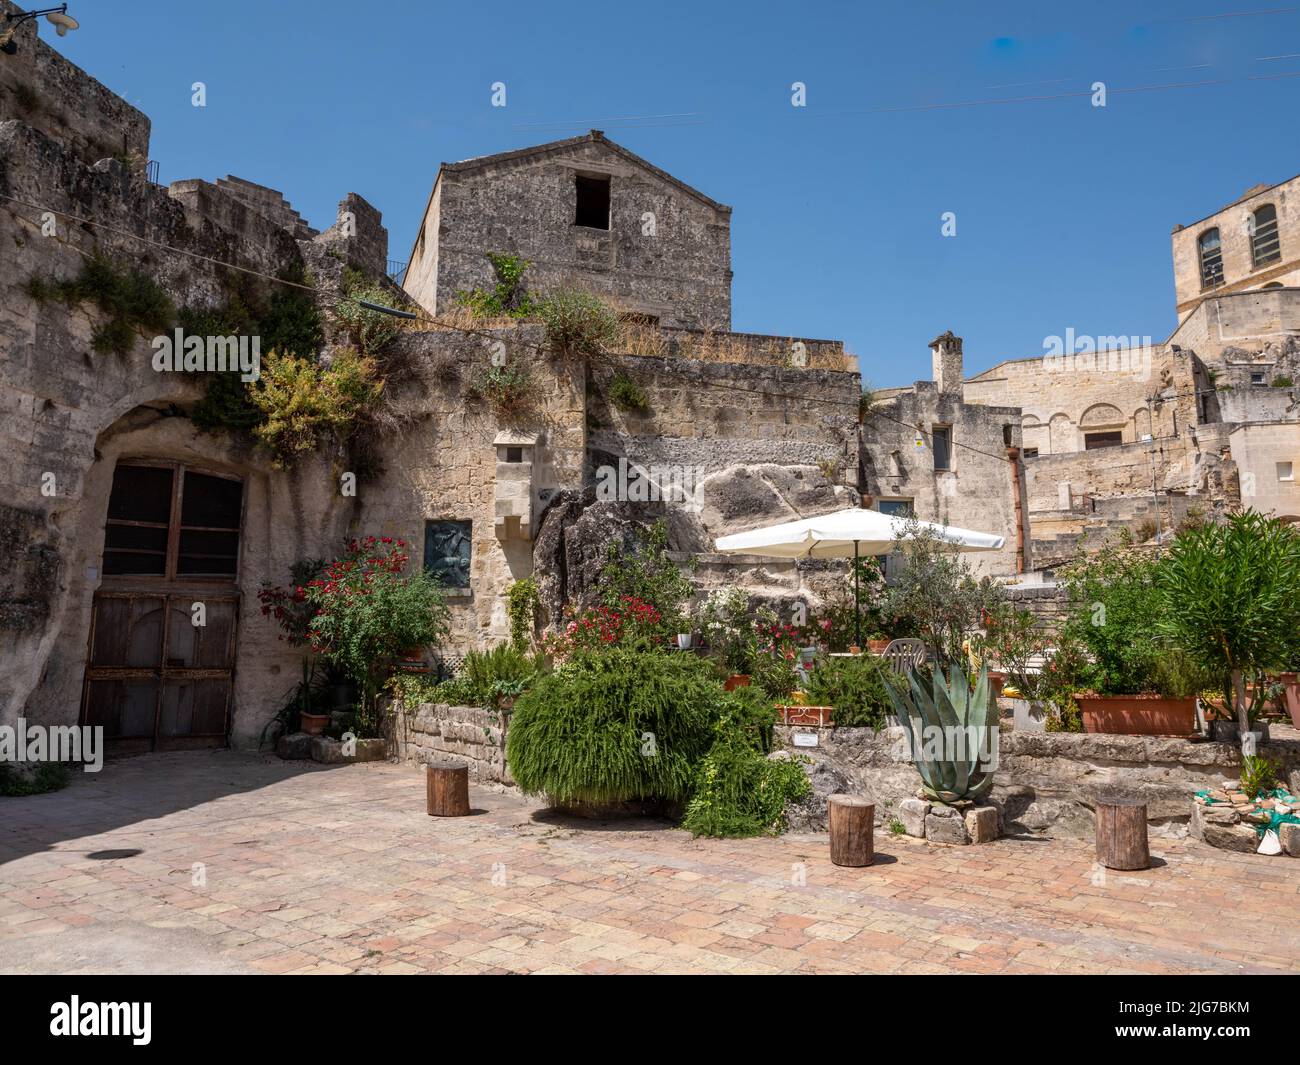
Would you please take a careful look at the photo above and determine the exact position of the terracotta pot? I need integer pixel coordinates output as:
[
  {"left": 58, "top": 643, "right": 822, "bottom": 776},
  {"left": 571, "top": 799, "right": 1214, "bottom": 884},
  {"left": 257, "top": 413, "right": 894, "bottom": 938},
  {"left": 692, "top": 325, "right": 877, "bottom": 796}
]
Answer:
[
  {"left": 1281, "top": 672, "right": 1300, "bottom": 729},
  {"left": 867, "top": 639, "right": 891, "bottom": 654},
  {"left": 987, "top": 670, "right": 1006, "bottom": 698},
  {"left": 1077, "top": 695, "right": 1197, "bottom": 737},
  {"left": 300, "top": 711, "right": 329, "bottom": 737},
  {"left": 723, "top": 674, "right": 751, "bottom": 692}
]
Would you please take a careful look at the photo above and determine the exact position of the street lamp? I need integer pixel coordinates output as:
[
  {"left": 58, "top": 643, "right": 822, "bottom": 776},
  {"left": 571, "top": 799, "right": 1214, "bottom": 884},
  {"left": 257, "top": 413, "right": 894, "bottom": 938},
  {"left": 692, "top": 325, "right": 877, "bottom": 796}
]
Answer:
[{"left": 1, "top": 4, "right": 79, "bottom": 56}]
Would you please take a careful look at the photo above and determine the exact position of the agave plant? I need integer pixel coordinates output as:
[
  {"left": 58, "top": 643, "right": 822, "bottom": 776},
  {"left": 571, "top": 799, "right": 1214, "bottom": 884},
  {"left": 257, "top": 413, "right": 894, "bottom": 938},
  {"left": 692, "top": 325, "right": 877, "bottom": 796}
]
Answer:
[{"left": 885, "top": 663, "right": 997, "bottom": 803}]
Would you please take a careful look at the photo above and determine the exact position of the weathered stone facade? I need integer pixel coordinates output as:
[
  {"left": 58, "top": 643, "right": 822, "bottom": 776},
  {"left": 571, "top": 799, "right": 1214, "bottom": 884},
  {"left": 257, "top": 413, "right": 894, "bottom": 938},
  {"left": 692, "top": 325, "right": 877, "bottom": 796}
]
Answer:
[
  {"left": 402, "top": 130, "right": 732, "bottom": 330},
  {"left": 0, "top": 30, "right": 867, "bottom": 751},
  {"left": 1172, "top": 174, "right": 1300, "bottom": 321},
  {"left": 862, "top": 333, "right": 1030, "bottom": 575}
]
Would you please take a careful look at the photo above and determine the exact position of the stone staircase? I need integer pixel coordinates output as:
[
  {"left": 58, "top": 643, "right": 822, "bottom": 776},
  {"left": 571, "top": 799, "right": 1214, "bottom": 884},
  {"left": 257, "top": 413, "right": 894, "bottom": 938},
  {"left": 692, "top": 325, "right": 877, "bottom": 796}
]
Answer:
[{"left": 214, "top": 175, "right": 317, "bottom": 240}]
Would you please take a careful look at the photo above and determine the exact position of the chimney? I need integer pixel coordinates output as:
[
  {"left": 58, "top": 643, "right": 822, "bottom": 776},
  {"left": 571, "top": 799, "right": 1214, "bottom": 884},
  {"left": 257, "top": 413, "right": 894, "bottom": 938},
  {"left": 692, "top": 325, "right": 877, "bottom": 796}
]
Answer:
[{"left": 929, "top": 330, "right": 964, "bottom": 397}]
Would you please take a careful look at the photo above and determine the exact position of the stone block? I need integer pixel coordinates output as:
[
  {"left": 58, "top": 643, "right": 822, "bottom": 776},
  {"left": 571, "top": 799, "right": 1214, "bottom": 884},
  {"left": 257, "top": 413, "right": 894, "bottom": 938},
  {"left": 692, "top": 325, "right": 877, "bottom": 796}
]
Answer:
[
  {"left": 1189, "top": 801, "right": 1239, "bottom": 841},
  {"left": 275, "top": 732, "right": 312, "bottom": 760},
  {"left": 899, "top": 797, "right": 930, "bottom": 838},
  {"left": 1280, "top": 822, "right": 1300, "bottom": 858},
  {"left": 925, "top": 805, "right": 971, "bottom": 845},
  {"left": 310, "top": 736, "right": 389, "bottom": 764},
  {"left": 1202, "top": 821, "right": 1260, "bottom": 853},
  {"left": 964, "top": 803, "right": 999, "bottom": 844}
]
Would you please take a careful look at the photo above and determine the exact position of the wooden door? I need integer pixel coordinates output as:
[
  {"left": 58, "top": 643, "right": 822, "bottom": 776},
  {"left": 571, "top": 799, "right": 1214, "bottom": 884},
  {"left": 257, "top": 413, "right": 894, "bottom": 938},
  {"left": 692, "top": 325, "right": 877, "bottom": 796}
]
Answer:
[{"left": 81, "top": 462, "right": 244, "bottom": 752}]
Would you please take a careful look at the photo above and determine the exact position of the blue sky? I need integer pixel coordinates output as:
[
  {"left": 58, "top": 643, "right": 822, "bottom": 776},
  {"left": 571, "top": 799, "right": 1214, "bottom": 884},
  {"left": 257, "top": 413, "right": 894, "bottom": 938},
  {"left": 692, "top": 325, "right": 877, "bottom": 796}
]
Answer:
[{"left": 47, "top": 0, "right": 1300, "bottom": 386}]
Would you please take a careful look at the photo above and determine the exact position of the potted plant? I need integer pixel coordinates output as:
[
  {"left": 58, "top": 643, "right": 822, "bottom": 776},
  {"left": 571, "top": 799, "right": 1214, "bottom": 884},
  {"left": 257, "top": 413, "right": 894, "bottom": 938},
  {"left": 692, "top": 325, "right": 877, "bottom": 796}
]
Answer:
[
  {"left": 1057, "top": 545, "right": 1199, "bottom": 736},
  {"left": 1158, "top": 513, "right": 1300, "bottom": 748},
  {"left": 696, "top": 587, "right": 756, "bottom": 689},
  {"left": 1280, "top": 664, "right": 1300, "bottom": 729},
  {"left": 976, "top": 604, "right": 1053, "bottom": 730},
  {"left": 296, "top": 536, "right": 451, "bottom": 742}
]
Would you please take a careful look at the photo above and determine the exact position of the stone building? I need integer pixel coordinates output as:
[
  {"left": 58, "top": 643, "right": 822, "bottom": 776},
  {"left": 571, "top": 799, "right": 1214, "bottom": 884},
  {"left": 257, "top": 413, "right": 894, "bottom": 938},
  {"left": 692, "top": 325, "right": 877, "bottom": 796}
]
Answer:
[
  {"left": 0, "top": 19, "right": 870, "bottom": 753},
  {"left": 863, "top": 332, "right": 1031, "bottom": 576},
  {"left": 402, "top": 130, "right": 733, "bottom": 330},
  {"left": 957, "top": 181, "right": 1300, "bottom": 558},
  {"left": 1172, "top": 174, "right": 1300, "bottom": 322}
]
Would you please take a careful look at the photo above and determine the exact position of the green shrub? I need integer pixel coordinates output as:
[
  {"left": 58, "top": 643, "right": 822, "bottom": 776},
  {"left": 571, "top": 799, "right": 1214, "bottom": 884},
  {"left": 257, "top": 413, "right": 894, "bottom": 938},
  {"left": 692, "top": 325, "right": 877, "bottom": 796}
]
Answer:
[
  {"left": 1158, "top": 512, "right": 1300, "bottom": 732},
  {"left": 1241, "top": 754, "right": 1280, "bottom": 799},
  {"left": 28, "top": 253, "right": 175, "bottom": 357},
  {"left": 469, "top": 361, "right": 534, "bottom": 419},
  {"left": 455, "top": 252, "right": 537, "bottom": 319},
  {"left": 507, "top": 577, "right": 540, "bottom": 653},
  {"left": 506, "top": 647, "right": 722, "bottom": 806},
  {"left": 1060, "top": 546, "right": 1166, "bottom": 695},
  {"left": 458, "top": 643, "right": 541, "bottom": 709},
  {"left": 608, "top": 372, "right": 649, "bottom": 412},
  {"left": 248, "top": 348, "right": 384, "bottom": 467},
  {"left": 1272, "top": 375, "right": 1294, "bottom": 388},
  {"left": 0, "top": 761, "right": 71, "bottom": 797},
  {"left": 597, "top": 519, "right": 694, "bottom": 637},
  {"left": 682, "top": 686, "right": 808, "bottom": 838},
  {"left": 335, "top": 268, "right": 404, "bottom": 357},
  {"left": 537, "top": 287, "right": 620, "bottom": 362},
  {"left": 803, "top": 654, "right": 893, "bottom": 728}
]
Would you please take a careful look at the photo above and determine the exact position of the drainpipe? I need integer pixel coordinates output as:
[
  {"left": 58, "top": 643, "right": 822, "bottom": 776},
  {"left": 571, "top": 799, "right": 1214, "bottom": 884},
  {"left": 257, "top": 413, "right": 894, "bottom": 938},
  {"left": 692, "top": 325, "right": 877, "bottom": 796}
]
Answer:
[{"left": 1007, "top": 446, "right": 1026, "bottom": 574}]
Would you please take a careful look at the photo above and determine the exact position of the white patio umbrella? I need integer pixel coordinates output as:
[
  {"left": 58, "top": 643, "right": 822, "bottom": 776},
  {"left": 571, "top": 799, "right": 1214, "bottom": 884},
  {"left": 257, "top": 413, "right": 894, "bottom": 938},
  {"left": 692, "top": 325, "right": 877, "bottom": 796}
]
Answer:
[{"left": 713, "top": 507, "right": 1005, "bottom": 646}]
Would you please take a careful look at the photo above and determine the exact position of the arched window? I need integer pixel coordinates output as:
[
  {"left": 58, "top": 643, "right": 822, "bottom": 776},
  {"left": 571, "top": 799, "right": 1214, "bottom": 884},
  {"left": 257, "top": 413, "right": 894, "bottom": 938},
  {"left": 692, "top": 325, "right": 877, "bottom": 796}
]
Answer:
[
  {"left": 1199, "top": 228, "right": 1224, "bottom": 289},
  {"left": 1251, "top": 204, "right": 1281, "bottom": 267}
]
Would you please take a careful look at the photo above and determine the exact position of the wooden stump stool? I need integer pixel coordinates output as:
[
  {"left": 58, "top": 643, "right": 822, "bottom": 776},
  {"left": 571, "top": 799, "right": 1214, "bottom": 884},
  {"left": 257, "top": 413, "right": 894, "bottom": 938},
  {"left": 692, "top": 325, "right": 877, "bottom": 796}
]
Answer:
[
  {"left": 1096, "top": 796, "right": 1149, "bottom": 870},
  {"left": 828, "top": 794, "right": 875, "bottom": 867},
  {"left": 426, "top": 758, "right": 470, "bottom": 817}
]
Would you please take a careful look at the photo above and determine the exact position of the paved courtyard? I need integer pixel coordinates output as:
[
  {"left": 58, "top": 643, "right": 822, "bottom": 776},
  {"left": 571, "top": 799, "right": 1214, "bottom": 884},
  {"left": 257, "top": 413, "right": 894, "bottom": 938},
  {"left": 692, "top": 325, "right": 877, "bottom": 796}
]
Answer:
[{"left": 1, "top": 751, "right": 1296, "bottom": 975}]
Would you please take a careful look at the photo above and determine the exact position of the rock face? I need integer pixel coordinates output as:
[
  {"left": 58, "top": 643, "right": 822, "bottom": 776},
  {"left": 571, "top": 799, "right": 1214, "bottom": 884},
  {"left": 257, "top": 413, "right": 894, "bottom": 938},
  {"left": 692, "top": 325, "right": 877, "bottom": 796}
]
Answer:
[{"left": 782, "top": 754, "right": 853, "bottom": 833}]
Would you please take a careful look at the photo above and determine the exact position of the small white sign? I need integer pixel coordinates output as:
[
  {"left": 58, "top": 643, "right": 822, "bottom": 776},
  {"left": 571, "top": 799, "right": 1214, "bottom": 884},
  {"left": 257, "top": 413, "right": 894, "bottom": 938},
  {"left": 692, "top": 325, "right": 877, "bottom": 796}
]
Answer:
[{"left": 792, "top": 731, "right": 819, "bottom": 748}]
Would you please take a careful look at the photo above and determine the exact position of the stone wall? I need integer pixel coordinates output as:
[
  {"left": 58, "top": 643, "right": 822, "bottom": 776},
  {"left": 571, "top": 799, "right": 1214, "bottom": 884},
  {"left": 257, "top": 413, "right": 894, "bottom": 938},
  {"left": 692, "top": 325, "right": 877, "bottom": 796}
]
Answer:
[
  {"left": 391, "top": 701, "right": 512, "bottom": 788},
  {"left": 0, "top": 1, "right": 150, "bottom": 168},
  {"left": 402, "top": 131, "right": 732, "bottom": 330},
  {"left": 778, "top": 725, "right": 1300, "bottom": 838},
  {"left": 1231, "top": 422, "right": 1300, "bottom": 519}
]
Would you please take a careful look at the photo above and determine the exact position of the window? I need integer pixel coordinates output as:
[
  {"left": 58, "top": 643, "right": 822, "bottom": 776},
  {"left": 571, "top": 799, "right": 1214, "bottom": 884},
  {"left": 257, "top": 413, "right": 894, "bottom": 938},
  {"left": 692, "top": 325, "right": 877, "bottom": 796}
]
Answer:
[
  {"left": 424, "top": 520, "right": 472, "bottom": 588},
  {"left": 1084, "top": 431, "right": 1123, "bottom": 450},
  {"left": 1250, "top": 204, "right": 1281, "bottom": 267},
  {"left": 877, "top": 499, "right": 913, "bottom": 517},
  {"left": 1199, "top": 228, "right": 1224, "bottom": 289},
  {"left": 505, "top": 446, "right": 524, "bottom": 463},
  {"left": 1022, "top": 447, "right": 1039, "bottom": 458},
  {"left": 574, "top": 173, "right": 610, "bottom": 230},
  {"left": 931, "top": 426, "right": 952, "bottom": 471},
  {"left": 1250, "top": 372, "right": 1266, "bottom": 385},
  {"left": 102, "top": 463, "right": 242, "bottom": 578},
  {"left": 1280, "top": 462, "right": 1295, "bottom": 482}
]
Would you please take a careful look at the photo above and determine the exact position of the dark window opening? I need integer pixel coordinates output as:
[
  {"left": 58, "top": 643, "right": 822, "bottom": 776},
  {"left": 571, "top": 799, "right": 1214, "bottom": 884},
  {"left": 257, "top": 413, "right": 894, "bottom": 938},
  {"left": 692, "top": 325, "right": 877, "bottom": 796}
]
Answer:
[
  {"left": 932, "top": 426, "right": 952, "bottom": 471},
  {"left": 1022, "top": 447, "right": 1039, "bottom": 458},
  {"left": 1084, "top": 431, "right": 1123, "bottom": 450},
  {"left": 878, "top": 499, "right": 913, "bottom": 517},
  {"left": 575, "top": 174, "right": 610, "bottom": 230},
  {"left": 1251, "top": 204, "right": 1281, "bottom": 268},
  {"left": 505, "top": 446, "right": 524, "bottom": 463},
  {"left": 424, "top": 520, "right": 472, "bottom": 589},
  {"left": 1002, "top": 425, "right": 1013, "bottom": 447},
  {"left": 1250, "top": 372, "right": 1266, "bottom": 385},
  {"left": 1199, "top": 228, "right": 1224, "bottom": 289},
  {"left": 102, "top": 463, "right": 242, "bottom": 579}
]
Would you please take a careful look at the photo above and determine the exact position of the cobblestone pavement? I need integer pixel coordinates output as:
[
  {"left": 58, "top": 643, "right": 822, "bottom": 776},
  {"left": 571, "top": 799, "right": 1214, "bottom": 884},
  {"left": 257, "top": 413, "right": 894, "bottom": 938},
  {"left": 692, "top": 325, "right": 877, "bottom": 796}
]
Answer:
[{"left": 2, "top": 751, "right": 1296, "bottom": 975}]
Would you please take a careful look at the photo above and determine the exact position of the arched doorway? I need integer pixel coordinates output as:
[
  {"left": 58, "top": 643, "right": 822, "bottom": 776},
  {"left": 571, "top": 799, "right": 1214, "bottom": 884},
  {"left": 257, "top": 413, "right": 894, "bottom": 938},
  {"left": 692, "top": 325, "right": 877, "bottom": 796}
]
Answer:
[{"left": 80, "top": 461, "right": 244, "bottom": 753}]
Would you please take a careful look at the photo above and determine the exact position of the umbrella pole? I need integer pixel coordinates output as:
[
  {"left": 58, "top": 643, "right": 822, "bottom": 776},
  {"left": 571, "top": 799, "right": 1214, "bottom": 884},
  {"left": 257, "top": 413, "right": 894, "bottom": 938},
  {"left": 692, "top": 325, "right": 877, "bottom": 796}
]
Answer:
[{"left": 853, "top": 540, "right": 861, "bottom": 649}]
